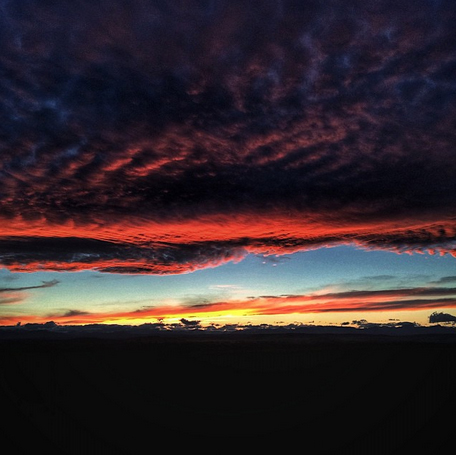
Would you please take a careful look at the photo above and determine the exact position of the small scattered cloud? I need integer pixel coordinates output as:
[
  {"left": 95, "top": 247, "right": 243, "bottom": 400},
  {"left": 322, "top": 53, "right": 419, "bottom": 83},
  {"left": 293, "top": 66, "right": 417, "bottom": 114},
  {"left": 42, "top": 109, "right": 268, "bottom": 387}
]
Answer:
[
  {"left": 351, "top": 319, "right": 420, "bottom": 329},
  {"left": 430, "top": 276, "right": 456, "bottom": 285},
  {"left": 429, "top": 311, "right": 456, "bottom": 323},
  {"left": 179, "top": 318, "right": 201, "bottom": 327},
  {"left": 61, "top": 309, "right": 90, "bottom": 317},
  {"left": 0, "top": 292, "right": 27, "bottom": 306},
  {"left": 2, "top": 319, "right": 455, "bottom": 340},
  {"left": 257, "top": 255, "right": 291, "bottom": 266}
]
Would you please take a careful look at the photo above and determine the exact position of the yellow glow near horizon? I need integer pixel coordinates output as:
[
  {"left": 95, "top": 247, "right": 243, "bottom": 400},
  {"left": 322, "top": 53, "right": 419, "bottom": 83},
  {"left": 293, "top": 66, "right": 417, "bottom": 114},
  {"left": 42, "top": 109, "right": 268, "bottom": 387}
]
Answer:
[{"left": 76, "top": 307, "right": 437, "bottom": 328}]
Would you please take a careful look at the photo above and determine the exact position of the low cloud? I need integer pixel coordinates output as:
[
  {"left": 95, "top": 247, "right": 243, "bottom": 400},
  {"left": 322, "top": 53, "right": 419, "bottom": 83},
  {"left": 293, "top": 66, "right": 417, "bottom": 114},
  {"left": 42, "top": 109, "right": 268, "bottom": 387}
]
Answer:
[
  {"left": 429, "top": 311, "right": 456, "bottom": 323},
  {"left": 61, "top": 309, "right": 90, "bottom": 317},
  {"left": 2, "top": 284, "right": 456, "bottom": 325},
  {"left": 180, "top": 318, "right": 201, "bottom": 327},
  {"left": 2, "top": 320, "right": 455, "bottom": 340}
]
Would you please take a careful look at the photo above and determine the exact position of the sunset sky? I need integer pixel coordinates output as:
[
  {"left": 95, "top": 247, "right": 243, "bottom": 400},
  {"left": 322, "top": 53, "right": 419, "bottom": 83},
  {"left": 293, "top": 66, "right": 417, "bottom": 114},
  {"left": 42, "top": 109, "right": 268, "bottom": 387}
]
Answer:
[{"left": 1, "top": 0, "right": 456, "bottom": 328}]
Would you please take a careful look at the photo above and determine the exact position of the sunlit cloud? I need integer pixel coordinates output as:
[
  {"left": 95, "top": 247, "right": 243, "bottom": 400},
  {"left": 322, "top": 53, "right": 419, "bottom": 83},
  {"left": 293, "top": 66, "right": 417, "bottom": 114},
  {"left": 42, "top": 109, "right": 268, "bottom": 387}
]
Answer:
[
  {"left": 0, "top": 0, "right": 455, "bottom": 274},
  {"left": 2, "top": 284, "right": 456, "bottom": 326}
]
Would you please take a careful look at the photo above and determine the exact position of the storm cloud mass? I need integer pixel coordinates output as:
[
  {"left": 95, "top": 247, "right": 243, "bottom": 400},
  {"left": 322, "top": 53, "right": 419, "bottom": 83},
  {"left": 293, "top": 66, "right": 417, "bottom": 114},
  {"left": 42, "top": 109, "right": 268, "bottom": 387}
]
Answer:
[{"left": 1, "top": 0, "right": 456, "bottom": 274}]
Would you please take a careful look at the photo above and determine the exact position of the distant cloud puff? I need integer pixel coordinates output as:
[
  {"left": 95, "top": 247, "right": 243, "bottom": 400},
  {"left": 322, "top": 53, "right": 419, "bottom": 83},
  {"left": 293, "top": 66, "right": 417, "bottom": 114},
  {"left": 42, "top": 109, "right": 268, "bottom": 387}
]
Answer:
[{"left": 429, "top": 311, "right": 456, "bottom": 323}]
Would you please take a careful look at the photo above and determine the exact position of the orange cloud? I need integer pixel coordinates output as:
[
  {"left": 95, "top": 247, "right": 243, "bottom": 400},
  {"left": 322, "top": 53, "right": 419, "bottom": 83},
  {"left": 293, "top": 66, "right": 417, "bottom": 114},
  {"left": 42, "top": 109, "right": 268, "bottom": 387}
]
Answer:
[
  {"left": 3, "top": 286, "right": 456, "bottom": 326},
  {"left": 0, "top": 214, "right": 455, "bottom": 274}
]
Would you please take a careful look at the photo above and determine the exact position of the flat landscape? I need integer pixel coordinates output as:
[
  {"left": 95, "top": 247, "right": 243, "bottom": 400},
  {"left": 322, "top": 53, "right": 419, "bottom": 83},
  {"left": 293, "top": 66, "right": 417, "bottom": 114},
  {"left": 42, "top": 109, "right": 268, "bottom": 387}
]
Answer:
[{"left": 2, "top": 328, "right": 455, "bottom": 454}]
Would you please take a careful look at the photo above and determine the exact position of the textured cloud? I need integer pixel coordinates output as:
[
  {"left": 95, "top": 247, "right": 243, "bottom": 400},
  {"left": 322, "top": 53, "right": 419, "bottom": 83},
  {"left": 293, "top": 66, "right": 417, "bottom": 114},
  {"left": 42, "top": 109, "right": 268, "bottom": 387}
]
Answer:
[{"left": 0, "top": 0, "right": 455, "bottom": 274}]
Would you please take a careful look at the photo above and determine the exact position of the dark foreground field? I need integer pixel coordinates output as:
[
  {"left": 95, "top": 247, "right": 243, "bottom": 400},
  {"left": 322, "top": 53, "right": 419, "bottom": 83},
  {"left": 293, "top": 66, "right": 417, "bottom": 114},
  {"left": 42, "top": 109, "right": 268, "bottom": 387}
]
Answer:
[{"left": 1, "top": 332, "right": 455, "bottom": 454}]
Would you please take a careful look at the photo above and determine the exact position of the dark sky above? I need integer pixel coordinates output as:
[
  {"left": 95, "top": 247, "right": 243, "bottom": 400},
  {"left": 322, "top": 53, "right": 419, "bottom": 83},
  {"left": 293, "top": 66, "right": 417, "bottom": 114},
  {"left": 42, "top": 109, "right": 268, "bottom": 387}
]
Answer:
[{"left": 1, "top": 0, "right": 455, "bottom": 274}]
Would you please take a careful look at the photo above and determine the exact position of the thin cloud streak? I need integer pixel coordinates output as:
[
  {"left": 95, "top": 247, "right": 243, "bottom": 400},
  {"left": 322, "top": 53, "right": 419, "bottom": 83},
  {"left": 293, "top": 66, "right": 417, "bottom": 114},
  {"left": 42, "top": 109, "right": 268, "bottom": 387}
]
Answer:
[
  {"left": 0, "top": 279, "right": 59, "bottom": 293},
  {"left": 0, "top": 280, "right": 60, "bottom": 307},
  {"left": 2, "top": 285, "right": 456, "bottom": 325}
]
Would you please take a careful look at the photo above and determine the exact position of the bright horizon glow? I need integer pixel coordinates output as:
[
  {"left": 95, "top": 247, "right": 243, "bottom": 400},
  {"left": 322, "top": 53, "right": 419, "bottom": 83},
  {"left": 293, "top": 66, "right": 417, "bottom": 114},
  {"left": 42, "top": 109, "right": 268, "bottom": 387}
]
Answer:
[
  {"left": 2, "top": 246, "right": 456, "bottom": 327},
  {"left": 1, "top": 1, "right": 456, "bottom": 331}
]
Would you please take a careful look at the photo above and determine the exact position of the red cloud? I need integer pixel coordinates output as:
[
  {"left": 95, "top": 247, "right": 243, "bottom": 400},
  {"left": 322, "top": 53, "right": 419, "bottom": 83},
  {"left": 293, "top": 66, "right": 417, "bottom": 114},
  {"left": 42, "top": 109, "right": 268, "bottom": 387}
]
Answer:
[
  {"left": 3, "top": 286, "right": 456, "bottom": 326},
  {"left": 0, "top": 0, "right": 455, "bottom": 275},
  {"left": 0, "top": 214, "right": 455, "bottom": 274}
]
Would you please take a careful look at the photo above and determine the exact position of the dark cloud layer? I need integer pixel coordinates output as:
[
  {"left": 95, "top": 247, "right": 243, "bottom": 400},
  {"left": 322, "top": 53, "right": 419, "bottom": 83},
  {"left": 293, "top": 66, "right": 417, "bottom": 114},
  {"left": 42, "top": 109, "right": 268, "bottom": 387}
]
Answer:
[{"left": 1, "top": 0, "right": 456, "bottom": 273}]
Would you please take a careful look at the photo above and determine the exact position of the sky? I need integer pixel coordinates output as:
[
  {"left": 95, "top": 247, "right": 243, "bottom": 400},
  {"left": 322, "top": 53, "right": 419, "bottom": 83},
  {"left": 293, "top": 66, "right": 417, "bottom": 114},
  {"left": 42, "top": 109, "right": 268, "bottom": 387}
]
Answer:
[{"left": 0, "top": 0, "right": 456, "bottom": 328}]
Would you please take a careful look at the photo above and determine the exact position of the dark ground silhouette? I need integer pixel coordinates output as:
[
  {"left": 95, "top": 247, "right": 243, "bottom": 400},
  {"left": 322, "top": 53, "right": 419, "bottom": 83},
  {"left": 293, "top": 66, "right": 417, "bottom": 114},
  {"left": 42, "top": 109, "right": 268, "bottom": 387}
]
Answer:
[{"left": 1, "top": 330, "right": 455, "bottom": 454}]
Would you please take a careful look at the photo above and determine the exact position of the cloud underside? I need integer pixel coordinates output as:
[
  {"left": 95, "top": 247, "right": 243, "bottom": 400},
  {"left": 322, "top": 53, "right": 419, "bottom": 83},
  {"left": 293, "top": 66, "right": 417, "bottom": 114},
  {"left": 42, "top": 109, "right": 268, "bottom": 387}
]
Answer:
[
  {"left": 0, "top": 0, "right": 455, "bottom": 274},
  {"left": 2, "top": 286, "right": 456, "bottom": 325},
  {"left": 0, "top": 218, "right": 455, "bottom": 274}
]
